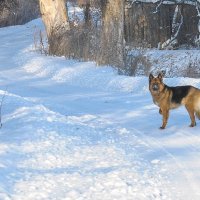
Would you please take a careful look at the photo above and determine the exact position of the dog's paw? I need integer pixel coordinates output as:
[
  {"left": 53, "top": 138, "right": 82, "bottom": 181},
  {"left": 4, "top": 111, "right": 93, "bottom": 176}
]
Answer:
[
  {"left": 189, "top": 122, "right": 196, "bottom": 127},
  {"left": 159, "top": 126, "right": 165, "bottom": 130}
]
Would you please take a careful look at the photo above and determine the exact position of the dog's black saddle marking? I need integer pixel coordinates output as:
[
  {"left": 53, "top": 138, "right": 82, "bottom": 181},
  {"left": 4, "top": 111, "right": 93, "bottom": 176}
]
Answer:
[{"left": 166, "top": 85, "right": 191, "bottom": 104}]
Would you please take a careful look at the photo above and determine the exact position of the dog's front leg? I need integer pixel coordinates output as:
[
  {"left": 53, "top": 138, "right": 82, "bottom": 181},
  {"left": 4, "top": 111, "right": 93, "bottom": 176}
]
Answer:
[{"left": 160, "top": 108, "right": 169, "bottom": 129}]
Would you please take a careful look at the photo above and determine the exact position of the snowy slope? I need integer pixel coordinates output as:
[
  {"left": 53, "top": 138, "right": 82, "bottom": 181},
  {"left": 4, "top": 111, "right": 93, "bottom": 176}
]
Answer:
[{"left": 1, "top": 19, "right": 200, "bottom": 200}]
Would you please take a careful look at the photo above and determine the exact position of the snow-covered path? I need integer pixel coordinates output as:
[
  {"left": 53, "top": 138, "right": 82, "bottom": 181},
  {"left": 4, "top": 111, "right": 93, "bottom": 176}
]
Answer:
[{"left": 1, "top": 19, "right": 200, "bottom": 200}]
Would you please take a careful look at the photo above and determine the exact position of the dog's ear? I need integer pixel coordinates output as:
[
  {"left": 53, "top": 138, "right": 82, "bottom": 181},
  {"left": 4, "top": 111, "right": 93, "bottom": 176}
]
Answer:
[
  {"left": 149, "top": 73, "right": 154, "bottom": 81},
  {"left": 161, "top": 70, "right": 166, "bottom": 76},
  {"left": 157, "top": 72, "right": 163, "bottom": 80}
]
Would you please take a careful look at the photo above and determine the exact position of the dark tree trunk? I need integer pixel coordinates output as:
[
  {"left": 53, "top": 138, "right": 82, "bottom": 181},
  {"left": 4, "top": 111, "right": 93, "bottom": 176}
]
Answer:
[
  {"left": 124, "top": 2, "right": 199, "bottom": 48},
  {"left": 84, "top": 2, "right": 91, "bottom": 25}
]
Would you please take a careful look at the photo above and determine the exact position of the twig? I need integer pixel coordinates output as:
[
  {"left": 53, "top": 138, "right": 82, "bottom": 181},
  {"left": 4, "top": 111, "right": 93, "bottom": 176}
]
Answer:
[{"left": 153, "top": 0, "right": 164, "bottom": 14}]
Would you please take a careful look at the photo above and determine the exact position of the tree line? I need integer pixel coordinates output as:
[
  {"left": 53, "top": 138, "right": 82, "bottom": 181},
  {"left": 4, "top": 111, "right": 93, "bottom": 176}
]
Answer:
[
  {"left": 0, "top": 0, "right": 39, "bottom": 27},
  {"left": 39, "top": 0, "right": 199, "bottom": 75},
  {"left": 0, "top": 0, "right": 199, "bottom": 75}
]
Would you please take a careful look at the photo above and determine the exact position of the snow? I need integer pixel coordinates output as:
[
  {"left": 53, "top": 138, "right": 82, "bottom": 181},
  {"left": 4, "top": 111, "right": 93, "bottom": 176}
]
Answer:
[
  {"left": 1, "top": 18, "right": 200, "bottom": 200},
  {"left": 146, "top": 50, "right": 200, "bottom": 77}
]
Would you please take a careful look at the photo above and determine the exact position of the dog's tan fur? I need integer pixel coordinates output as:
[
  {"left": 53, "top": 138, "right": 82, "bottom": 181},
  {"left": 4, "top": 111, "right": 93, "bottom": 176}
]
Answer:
[{"left": 149, "top": 73, "right": 200, "bottom": 129}]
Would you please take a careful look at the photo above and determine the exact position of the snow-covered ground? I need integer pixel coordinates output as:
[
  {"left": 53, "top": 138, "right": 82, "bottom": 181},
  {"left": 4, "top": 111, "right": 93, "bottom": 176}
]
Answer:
[{"left": 1, "top": 19, "right": 200, "bottom": 200}]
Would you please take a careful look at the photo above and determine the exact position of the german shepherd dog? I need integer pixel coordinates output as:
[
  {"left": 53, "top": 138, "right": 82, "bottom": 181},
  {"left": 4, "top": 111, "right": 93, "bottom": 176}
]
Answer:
[{"left": 149, "top": 72, "right": 200, "bottom": 129}]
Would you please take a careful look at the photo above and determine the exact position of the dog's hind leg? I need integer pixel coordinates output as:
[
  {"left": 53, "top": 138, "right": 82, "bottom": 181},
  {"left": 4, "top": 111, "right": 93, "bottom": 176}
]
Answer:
[
  {"left": 185, "top": 104, "right": 196, "bottom": 127},
  {"left": 195, "top": 110, "right": 200, "bottom": 120},
  {"left": 194, "top": 96, "right": 200, "bottom": 120}
]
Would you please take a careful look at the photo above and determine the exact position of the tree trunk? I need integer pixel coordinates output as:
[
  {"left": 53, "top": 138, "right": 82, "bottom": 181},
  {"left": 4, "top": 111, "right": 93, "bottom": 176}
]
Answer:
[
  {"left": 39, "top": 0, "right": 70, "bottom": 55},
  {"left": 98, "top": 0, "right": 125, "bottom": 69},
  {"left": 84, "top": 2, "right": 91, "bottom": 25}
]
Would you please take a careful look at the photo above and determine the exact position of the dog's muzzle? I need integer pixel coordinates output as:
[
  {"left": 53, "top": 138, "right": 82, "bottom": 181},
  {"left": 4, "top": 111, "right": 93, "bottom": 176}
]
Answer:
[{"left": 152, "top": 84, "right": 159, "bottom": 91}]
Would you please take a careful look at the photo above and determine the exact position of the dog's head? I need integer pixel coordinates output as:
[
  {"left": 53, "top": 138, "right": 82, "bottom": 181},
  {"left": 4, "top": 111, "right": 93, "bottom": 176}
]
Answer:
[{"left": 149, "top": 72, "right": 165, "bottom": 94}]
